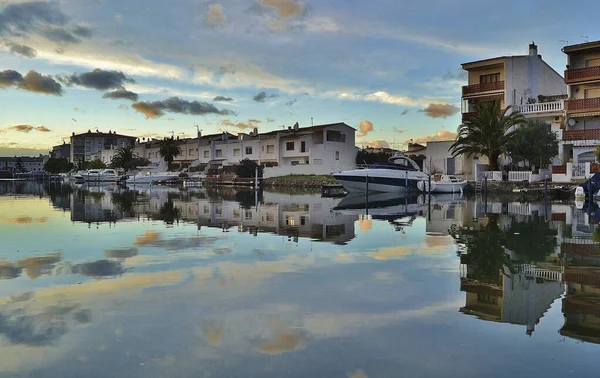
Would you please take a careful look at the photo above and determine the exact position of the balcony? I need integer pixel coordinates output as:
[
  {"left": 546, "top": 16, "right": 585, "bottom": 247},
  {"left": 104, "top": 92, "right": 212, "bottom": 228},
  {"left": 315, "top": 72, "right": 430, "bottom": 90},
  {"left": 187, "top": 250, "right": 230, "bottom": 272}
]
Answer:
[
  {"left": 562, "top": 129, "right": 600, "bottom": 141},
  {"left": 514, "top": 100, "right": 564, "bottom": 115},
  {"left": 461, "top": 112, "right": 477, "bottom": 123},
  {"left": 462, "top": 81, "right": 504, "bottom": 97},
  {"left": 565, "top": 66, "right": 600, "bottom": 84},
  {"left": 565, "top": 97, "right": 600, "bottom": 114}
]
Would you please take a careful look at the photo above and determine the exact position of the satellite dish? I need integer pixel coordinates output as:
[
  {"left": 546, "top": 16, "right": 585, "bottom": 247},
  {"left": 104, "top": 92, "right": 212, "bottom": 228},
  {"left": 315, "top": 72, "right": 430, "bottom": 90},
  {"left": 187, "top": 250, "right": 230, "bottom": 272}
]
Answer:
[{"left": 568, "top": 118, "right": 576, "bottom": 126}]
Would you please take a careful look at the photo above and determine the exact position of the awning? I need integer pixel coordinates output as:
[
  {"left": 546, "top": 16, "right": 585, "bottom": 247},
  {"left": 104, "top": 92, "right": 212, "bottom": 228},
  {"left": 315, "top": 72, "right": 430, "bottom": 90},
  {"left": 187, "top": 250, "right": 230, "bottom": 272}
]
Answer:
[{"left": 570, "top": 111, "right": 600, "bottom": 118}]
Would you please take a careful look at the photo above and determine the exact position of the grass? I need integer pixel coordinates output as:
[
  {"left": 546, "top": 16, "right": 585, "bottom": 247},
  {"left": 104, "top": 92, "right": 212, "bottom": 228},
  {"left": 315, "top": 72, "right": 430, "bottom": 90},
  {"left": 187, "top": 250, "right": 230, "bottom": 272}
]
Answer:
[{"left": 266, "top": 174, "right": 336, "bottom": 182}]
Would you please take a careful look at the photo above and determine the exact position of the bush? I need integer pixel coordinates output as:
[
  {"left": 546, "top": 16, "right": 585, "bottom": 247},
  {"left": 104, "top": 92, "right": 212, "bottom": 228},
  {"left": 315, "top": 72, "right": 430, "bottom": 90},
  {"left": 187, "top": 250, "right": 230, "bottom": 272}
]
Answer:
[
  {"left": 235, "top": 159, "right": 261, "bottom": 178},
  {"left": 178, "top": 172, "right": 189, "bottom": 178}
]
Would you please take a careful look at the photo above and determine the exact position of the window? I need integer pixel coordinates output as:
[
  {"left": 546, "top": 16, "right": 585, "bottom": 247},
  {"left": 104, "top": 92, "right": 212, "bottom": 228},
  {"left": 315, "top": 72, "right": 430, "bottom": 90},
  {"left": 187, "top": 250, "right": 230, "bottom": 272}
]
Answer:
[
  {"left": 286, "top": 215, "right": 295, "bottom": 226},
  {"left": 266, "top": 213, "right": 275, "bottom": 222},
  {"left": 480, "top": 73, "right": 500, "bottom": 84},
  {"left": 245, "top": 146, "right": 252, "bottom": 154},
  {"left": 204, "top": 150, "right": 209, "bottom": 158},
  {"left": 245, "top": 210, "right": 253, "bottom": 220},
  {"left": 335, "top": 151, "right": 340, "bottom": 160},
  {"left": 267, "top": 145, "right": 275, "bottom": 153},
  {"left": 300, "top": 141, "right": 306, "bottom": 153},
  {"left": 291, "top": 161, "right": 299, "bottom": 166},
  {"left": 286, "top": 141, "right": 295, "bottom": 151},
  {"left": 233, "top": 148, "right": 240, "bottom": 156},
  {"left": 313, "top": 159, "right": 323, "bottom": 165},
  {"left": 216, "top": 149, "right": 222, "bottom": 157},
  {"left": 326, "top": 130, "right": 345, "bottom": 142},
  {"left": 300, "top": 216, "right": 307, "bottom": 226}
]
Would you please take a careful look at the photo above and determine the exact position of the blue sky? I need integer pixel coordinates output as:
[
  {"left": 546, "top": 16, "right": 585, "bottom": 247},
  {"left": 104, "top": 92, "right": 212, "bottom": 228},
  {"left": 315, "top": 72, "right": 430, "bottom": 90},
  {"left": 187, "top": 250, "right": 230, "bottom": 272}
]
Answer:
[{"left": 0, "top": 0, "right": 598, "bottom": 156}]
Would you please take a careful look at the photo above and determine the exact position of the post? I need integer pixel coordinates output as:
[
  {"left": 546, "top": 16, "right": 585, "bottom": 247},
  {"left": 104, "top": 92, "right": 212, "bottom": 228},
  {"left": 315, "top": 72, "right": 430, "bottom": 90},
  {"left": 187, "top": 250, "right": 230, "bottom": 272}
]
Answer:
[
  {"left": 255, "top": 166, "right": 258, "bottom": 191},
  {"left": 544, "top": 175, "right": 548, "bottom": 199},
  {"left": 405, "top": 170, "right": 408, "bottom": 194},
  {"left": 484, "top": 174, "right": 488, "bottom": 213}
]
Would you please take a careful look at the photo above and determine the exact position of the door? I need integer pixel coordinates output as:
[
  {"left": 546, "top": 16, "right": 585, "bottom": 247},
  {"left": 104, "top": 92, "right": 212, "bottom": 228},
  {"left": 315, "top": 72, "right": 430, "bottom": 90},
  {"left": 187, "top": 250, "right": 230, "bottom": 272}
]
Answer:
[{"left": 446, "top": 158, "right": 455, "bottom": 175}]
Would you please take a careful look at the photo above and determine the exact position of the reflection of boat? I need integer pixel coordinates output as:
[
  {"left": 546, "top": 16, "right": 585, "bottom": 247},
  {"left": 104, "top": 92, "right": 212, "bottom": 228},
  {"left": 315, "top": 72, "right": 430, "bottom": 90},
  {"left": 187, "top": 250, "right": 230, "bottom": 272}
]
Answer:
[
  {"left": 417, "top": 175, "right": 466, "bottom": 194},
  {"left": 73, "top": 169, "right": 119, "bottom": 182},
  {"left": 333, "top": 192, "right": 424, "bottom": 218},
  {"left": 333, "top": 153, "right": 429, "bottom": 193}
]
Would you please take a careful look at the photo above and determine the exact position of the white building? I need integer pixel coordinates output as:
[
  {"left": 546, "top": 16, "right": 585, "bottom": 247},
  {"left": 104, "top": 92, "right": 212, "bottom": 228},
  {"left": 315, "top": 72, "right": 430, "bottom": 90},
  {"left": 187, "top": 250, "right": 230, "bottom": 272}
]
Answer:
[
  {"left": 70, "top": 130, "right": 136, "bottom": 164},
  {"left": 0, "top": 156, "right": 49, "bottom": 172}
]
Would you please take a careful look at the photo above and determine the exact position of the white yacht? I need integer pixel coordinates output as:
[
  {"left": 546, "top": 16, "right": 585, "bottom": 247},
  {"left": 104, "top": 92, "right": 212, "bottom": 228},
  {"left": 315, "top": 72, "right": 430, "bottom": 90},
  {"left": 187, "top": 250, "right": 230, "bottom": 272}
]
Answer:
[
  {"left": 124, "top": 169, "right": 178, "bottom": 185},
  {"left": 417, "top": 175, "right": 467, "bottom": 194},
  {"left": 73, "top": 169, "right": 119, "bottom": 182},
  {"left": 333, "top": 153, "right": 429, "bottom": 193}
]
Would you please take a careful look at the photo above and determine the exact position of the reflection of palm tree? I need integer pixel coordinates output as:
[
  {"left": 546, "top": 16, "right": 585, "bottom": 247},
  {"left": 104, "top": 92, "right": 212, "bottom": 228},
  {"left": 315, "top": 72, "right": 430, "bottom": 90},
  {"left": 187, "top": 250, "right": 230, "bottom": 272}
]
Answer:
[
  {"left": 502, "top": 214, "right": 557, "bottom": 263},
  {"left": 111, "top": 191, "right": 137, "bottom": 218},
  {"left": 452, "top": 215, "right": 515, "bottom": 285},
  {"left": 158, "top": 199, "right": 180, "bottom": 225}
]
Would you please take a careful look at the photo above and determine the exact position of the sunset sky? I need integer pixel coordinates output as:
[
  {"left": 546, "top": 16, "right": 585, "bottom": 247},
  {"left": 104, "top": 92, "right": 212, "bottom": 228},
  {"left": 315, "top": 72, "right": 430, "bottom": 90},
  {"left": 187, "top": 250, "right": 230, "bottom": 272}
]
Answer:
[{"left": 0, "top": 0, "right": 597, "bottom": 156}]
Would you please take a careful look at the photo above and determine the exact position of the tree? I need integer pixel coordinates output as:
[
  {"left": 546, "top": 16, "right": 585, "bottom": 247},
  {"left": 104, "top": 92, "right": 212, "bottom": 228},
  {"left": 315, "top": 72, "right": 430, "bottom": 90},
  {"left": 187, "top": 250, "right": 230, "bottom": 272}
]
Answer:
[
  {"left": 235, "top": 158, "right": 261, "bottom": 178},
  {"left": 450, "top": 101, "right": 526, "bottom": 171},
  {"left": 84, "top": 159, "right": 107, "bottom": 170},
  {"left": 508, "top": 120, "right": 558, "bottom": 170},
  {"left": 158, "top": 137, "right": 182, "bottom": 171},
  {"left": 14, "top": 157, "right": 24, "bottom": 173},
  {"left": 44, "top": 157, "right": 74, "bottom": 173},
  {"left": 110, "top": 146, "right": 150, "bottom": 173},
  {"left": 356, "top": 149, "right": 390, "bottom": 165}
]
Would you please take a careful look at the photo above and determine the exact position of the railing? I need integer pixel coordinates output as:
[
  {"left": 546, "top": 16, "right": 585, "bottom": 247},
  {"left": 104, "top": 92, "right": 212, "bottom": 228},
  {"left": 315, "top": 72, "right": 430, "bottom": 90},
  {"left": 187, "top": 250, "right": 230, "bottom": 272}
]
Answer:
[
  {"left": 565, "top": 97, "right": 600, "bottom": 113},
  {"left": 521, "top": 265, "right": 563, "bottom": 282},
  {"left": 508, "top": 171, "right": 532, "bottom": 182},
  {"left": 565, "top": 66, "right": 600, "bottom": 83},
  {"left": 572, "top": 163, "right": 587, "bottom": 178},
  {"left": 514, "top": 100, "right": 564, "bottom": 114},
  {"left": 562, "top": 129, "right": 600, "bottom": 141},
  {"left": 462, "top": 81, "right": 504, "bottom": 96}
]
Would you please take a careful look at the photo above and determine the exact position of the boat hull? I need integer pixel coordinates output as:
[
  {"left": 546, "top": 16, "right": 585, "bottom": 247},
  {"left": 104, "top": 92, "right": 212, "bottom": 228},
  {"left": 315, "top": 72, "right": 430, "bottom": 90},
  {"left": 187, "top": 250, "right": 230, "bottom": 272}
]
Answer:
[{"left": 333, "top": 169, "right": 428, "bottom": 193}]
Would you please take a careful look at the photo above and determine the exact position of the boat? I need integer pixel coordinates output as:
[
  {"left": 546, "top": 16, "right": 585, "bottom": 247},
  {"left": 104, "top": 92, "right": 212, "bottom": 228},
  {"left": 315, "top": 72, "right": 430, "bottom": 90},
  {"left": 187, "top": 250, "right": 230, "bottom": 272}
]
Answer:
[
  {"left": 575, "top": 173, "right": 600, "bottom": 200},
  {"left": 417, "top": 175, "right": 466, "bottom": 194},
  {"left": 73, "top": 169, "right": 119, "bottom": 182},
  {"left": 332, "top": 153, "right": 429, "bottom": 193},
  {"left": 124, "top": 170, "right": 178, "bottom": 185}
]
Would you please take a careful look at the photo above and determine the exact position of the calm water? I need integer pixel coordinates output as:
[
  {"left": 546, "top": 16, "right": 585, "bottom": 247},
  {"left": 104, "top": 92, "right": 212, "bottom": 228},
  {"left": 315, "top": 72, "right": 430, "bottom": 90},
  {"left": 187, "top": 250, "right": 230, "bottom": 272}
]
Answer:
[{"left": 1, "top": 181, "right": 599, "bottom": 378}]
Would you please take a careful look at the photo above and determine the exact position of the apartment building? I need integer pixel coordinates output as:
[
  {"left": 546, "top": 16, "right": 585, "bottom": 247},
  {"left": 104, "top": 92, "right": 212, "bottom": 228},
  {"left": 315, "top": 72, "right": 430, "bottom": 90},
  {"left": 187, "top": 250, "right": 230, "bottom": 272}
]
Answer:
[
  {"left": 51, "top": 143, "right": 71, "bottom": 159},
  {"left": 133, "top": 122, "right": 357, "bottom": 177},
  {"left": 561, "top": 40, "right": 600, "bottom": 163},
  {"left": 70, "top": 130, "right": 136, "bottom": 164},
  {"left": 0, "top": 156, "right": 49, "bottom": 172}
]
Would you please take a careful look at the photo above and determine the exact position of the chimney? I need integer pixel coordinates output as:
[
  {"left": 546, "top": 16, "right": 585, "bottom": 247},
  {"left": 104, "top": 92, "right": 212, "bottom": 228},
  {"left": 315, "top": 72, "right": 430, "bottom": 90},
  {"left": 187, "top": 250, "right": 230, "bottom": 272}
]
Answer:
[{"left": 529, "top": 41, "right": 538, "bottom": 56}]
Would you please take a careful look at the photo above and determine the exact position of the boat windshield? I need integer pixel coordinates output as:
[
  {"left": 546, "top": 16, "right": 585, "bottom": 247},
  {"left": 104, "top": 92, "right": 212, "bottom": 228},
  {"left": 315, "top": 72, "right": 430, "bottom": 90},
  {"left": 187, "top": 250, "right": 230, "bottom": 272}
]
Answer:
[{"left": 369, "top": 162, "right": 418, "bottom": 171}]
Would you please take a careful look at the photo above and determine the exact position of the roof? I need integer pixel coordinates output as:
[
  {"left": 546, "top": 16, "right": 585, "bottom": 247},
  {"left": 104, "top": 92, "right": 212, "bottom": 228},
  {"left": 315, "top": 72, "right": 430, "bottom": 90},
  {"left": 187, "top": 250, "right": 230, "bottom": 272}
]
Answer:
[
  {"left": 562, "top": 40, "right": 600, "bottom": 54},
  {"left": 71, "top": 131, "right": 136, "bottom": 139},
  {"left": 261, "top": 122, "right": 356, "bottom": 136},
  {"left": 462, "top": 56, "right": 509, "bottom": 70}
]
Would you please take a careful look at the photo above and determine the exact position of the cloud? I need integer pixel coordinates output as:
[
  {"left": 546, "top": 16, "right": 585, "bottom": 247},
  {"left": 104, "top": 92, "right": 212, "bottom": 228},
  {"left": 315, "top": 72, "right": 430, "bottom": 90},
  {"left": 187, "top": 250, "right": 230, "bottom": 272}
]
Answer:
[
  {"left": 357, "top": 120, "right": 373, "bottom": 137},
  {"left": 406, "top": 130, "right": 457, "bottom": 145},
  {"left": 419, "top": 103, "right": 460, "bottom": 119},
  {"left": 442, "top": 69, "right": 467, "bottom": 81},
  {"left": 393, "top": 127, "right": 405, "bottom": 134},
  {"left": 0, "top": 69, "right": 23, "bottom": 87},
  {"left": 400, "top": 109, "right": 409, "bottom": 115},
  {"left": 259, "top": 0, "right": 305, "bottom": 18},
  {"left": 213, "top": 95, "right": 233, "bottom": 102},
  {"left": 338, "top": 90, "right": 447, "bottom": 108},
  {"left": 17, "top": 70, "right": 62, "bottom": 95},
  {"left": 42, "top": 27, "right": 80, "bottom": 44},
  {"left": 132, "top": 97, "right": 235, "bottom": 119},
  {"left": 1, "top": 40, "right": 36, "bottom": 58},
  {"left": 285, "top": 98, "right": 297, "bottom": 106},
  {"left": 71, "top": 24, "right": 93, "bottom": 38},
  {"left": 36, "top": 126, "right": 51, "bottom": 132},
  {"left": 102, "top": 87, "right": 139, "bottom": 101},
  {"left": 204, "top": 4, "right": 226, "bottom": 27},
  {"left": 218, "top": 118, "right": 261, "bottom": 131},
  {"left": 252, "top": 91, "right": 277, "bottom": 102},
  {"left": 266, "top": 117, "right": 275, "bottom": 122},
  {"left": 0, "top": 2, "right": 68, "bottom": 37},
  {"left": 59, "top": 69, "right": 135, "bottom": 90},
  {"left": 358, "top": 140, "right": 389, "bottom": 148}
]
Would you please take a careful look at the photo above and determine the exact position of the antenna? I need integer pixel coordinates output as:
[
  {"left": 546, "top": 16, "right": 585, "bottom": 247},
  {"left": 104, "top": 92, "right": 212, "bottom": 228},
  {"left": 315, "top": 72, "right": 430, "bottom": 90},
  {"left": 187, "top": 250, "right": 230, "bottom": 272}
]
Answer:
[
  {"left": 311, "top": 117, "right": 313, "bottom": 126},
  {"left": 581, "top": 36, "right": 589, "bottom": 43},
  {"left": 167, "top": 131, "right": 175, "bottom": 138},
  {"left": 559, "top": 39, "right": 569, "bottom": 46}
]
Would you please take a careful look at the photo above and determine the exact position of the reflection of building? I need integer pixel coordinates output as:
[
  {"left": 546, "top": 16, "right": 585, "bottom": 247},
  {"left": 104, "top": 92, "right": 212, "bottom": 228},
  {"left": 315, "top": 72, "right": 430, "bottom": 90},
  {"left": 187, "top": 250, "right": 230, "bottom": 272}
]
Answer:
[
  {"left": 561, "top": 268, "right": 600, "bottom": 343},
  {"left": 70, "top": 188, "right": 121, "bottom": 224}
]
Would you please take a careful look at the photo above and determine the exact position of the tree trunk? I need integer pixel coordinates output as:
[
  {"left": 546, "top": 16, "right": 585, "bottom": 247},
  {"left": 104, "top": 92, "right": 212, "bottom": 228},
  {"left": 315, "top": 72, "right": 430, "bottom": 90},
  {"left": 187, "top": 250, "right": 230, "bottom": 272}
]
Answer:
[{"left": 488, "top": 152, "right": 500, "bottom": 171}]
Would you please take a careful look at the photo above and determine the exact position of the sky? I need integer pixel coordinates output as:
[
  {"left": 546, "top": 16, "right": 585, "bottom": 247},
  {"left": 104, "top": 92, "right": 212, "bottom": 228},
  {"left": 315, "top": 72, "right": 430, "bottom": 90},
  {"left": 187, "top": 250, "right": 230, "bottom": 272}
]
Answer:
[{"left": 0, "top": 0, "right": 598, "bottom": 157}]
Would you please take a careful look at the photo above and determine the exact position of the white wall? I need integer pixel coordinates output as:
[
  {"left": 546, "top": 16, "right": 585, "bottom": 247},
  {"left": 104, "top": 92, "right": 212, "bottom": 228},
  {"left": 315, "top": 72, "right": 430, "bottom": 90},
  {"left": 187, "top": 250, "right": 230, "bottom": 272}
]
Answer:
[{"left": 424, "top": 141, "right": 466, "bottom": 175}]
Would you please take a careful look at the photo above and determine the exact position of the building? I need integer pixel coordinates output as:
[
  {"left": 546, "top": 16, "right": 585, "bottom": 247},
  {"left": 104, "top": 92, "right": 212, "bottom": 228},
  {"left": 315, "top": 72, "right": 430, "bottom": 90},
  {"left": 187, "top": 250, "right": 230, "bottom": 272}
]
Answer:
[
  {"left": 0, "top": 156, "right": 49, "bottom": 172},
  {"left": 133, "top": 122, "right": 358, "bottom": 177},
  {"left": 51, "top": 143, "right": 71, "bottom": 159},
  {"left": 457, "top": 42, "right": 567, "bottom": 175},
  {"left": 70, "top": 130, "right": 136, "bottom": 164},
  {"left": 561, "top": 40, "right": 600, "bottom": 163}
]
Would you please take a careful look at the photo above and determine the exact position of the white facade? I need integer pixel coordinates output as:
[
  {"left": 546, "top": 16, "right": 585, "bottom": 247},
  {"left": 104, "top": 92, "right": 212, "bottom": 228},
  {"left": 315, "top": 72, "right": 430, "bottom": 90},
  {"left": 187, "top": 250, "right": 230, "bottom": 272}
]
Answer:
[{"left": 0, "top": 156, "right": 49, "bottom": 172}]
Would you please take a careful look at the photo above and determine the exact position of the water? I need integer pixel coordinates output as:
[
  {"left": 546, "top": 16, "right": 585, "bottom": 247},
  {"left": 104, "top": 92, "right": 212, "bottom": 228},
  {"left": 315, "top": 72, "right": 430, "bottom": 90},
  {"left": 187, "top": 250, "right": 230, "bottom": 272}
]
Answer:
[{"left": 1, "top": 180, "right": 599, "bottom": 378}]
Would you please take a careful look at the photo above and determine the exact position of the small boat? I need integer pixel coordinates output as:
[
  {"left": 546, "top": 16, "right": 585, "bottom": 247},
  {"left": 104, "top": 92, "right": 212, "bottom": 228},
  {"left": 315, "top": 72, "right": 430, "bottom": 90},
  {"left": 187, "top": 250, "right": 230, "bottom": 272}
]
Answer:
[
  {"left": 73, "top": 169, "right": 119, "bottom": 182},
  {"left": 332, "top": 153, "right": 429, "bottom": 193},
  {"left": 124, "top": 170, "right": 178, "bottom": 185},
  {"left": 417, "top": 175, "right": 466, "bottom": 194}
]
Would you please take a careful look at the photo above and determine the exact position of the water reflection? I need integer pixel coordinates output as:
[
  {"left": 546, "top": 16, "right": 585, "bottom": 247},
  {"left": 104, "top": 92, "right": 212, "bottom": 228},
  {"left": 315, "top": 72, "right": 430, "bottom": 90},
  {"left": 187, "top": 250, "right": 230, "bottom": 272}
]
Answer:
[{"left": 1, "top": 181, "right": 600, "bottom": 377}]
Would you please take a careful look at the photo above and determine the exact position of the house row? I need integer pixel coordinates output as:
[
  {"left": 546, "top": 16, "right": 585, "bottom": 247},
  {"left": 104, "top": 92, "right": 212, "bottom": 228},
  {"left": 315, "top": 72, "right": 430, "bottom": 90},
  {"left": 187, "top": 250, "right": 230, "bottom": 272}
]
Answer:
[
  {"left": 426, "top": 40, "right": 600, "bottom": 179},
  {"left": 0, "top": 156, "right": 49, "bottom": 172},
  {"left": 131, "top": 122, "right": 358, "bottom": 177}
]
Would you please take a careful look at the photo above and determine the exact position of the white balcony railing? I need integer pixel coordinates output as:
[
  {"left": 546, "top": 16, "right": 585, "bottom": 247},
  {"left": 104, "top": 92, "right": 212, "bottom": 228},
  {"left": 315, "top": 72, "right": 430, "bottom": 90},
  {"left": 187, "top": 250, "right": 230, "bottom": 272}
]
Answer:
[{"left": 514, "top": 100, "right": 564, "bottom": 114}]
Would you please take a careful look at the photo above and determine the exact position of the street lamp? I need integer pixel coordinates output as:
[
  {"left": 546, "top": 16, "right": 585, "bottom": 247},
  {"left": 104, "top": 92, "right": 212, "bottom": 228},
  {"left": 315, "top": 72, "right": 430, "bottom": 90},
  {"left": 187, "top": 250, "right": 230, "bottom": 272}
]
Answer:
[{"left": 194, "top": 125, "right": 202, "bottom": 163}]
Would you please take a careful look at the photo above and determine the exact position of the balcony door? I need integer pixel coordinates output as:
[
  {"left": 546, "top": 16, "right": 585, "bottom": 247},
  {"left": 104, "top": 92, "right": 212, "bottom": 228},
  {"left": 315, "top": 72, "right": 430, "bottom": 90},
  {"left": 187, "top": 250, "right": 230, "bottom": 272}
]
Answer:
[{"left": 584, "top": 88, "right": 600, "bottom": 99}]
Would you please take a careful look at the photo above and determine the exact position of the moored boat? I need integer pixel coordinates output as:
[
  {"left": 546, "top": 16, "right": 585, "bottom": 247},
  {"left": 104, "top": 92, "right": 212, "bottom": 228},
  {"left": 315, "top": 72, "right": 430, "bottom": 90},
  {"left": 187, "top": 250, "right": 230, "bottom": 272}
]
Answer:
[{"left": 417, "top": 175, "right": 466, "bottom": 194}]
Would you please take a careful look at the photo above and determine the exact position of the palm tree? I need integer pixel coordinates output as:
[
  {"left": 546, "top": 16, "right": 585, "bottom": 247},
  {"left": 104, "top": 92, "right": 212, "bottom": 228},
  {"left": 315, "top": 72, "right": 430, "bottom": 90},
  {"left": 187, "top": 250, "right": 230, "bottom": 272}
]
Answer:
[
  {"left": 159, "top": 137, "right": 182, "bottom": 171},
  {"left": 450, "top": 101, "right": 526, "bottom": 171},
  {"left": 110, "top": 146, "right": 137, "bottom": 173}
]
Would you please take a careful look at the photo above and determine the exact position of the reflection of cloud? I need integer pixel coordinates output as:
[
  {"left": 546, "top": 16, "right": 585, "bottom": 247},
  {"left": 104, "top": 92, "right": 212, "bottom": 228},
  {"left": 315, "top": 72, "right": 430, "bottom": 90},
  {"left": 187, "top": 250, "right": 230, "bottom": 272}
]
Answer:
[
  {"left": 424, "top": 235, "right": 453, "bottom": 249},
  {"left": 3, "top": 216, "right": 33, "bottom": 224},
  {"left": 0, "top": 262, "right": 21, "bottom": 279},
  {"left": 367, "top": 246, "right": 412, "bottom": 261},
  {"left": 17, "top": 253, "right": 61, "bottom": 279},
  {"left": 104, "top": 247, "right": 138, "bottom": 259},
  {"left": 358, "top": 215, "right": 372, "bottom": 232},
  {"left": 256, "top": 331, "right": 305, "bottom": 354},
  {"left": 0, "top": 305, "right": 76, "bottom": 346},
  {"left": 36, "top": 217, "right": 48, "bottom": 223},
  {"left": 203, "top": 322, "right": 225, "bottom": 346},
  {"left": 134, "top": 230, "right": 161, "bottom": 246}
]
